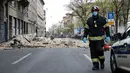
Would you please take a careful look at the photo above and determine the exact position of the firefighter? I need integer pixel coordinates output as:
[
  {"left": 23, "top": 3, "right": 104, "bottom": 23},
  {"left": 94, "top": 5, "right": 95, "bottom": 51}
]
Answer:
[{"left": 82, "top": 6, "right": 110, "bottom": 70}]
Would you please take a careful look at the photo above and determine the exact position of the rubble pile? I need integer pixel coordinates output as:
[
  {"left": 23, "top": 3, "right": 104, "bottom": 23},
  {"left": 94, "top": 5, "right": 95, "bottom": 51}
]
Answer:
[
  {"left": 0, "top": 34, "right": 36, "bottom": 49},
  {"left": 0, "top": 35, "right": 89, "bottom": 49}
]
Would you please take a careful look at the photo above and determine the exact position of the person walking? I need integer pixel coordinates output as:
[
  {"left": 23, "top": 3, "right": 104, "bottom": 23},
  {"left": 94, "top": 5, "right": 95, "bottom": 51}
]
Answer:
[{"left": 82, "top": 5, "right": 110, "bottom": 70}]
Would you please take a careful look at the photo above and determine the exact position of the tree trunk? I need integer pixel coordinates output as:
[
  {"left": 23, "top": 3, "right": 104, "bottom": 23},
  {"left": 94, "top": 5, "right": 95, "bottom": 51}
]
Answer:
[
  {"left": 115, "top": 10, "right": 119, "bottom": 33},
  {"left": 119, "top": 18, "right": 122, "bottom": 26},
  {"left": 125, "top": 0, "right": 130, "bottom": 29},
  {"left": 102, "top": 8, "right": 105, "bottom": 17}
]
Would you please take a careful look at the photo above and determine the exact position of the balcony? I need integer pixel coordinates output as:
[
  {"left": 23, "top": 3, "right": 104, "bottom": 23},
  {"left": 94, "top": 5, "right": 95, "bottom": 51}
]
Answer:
[{"left": 18, "top": 0, "right": 29, "bottom": 7}]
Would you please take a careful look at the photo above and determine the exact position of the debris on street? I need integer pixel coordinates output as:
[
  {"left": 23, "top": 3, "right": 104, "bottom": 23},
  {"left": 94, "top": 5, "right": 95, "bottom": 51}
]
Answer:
[{"left": 0, "top": 34, "right": 89, "bottom": 50}]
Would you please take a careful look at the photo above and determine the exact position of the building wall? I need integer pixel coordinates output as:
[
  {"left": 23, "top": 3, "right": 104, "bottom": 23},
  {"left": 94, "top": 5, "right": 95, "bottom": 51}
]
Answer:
[
  {"left": 7, "top": 0, "right": 46, "bottom": 39},
  {"left": 8, "top": 0, "right": 30, "bottom": 39},
  {"left": 28, "top": 0, "right": 37, "bottom": 23},
  {"left": 63, "top": 13, "right": 73, "bottom": 26},
  {"left": 36, "top": 0, "right": 46, "bottom": 37},
  {"left": 28, "top": 0, "right": 37, "bottom": 33},
  {"left": 0, "top": 1, "right": 8, "bottom": 42},
  {"left": 0, "top": 0, "right": 46, "bottom": 41}
]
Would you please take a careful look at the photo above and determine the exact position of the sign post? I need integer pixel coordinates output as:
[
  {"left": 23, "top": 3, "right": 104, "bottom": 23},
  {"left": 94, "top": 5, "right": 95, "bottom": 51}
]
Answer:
[
  {"left": 107, "top": 12, "right": 115, "bottom": 36},
  {"left": 107, "top": 12, "right": 115, "bottom": 26}
]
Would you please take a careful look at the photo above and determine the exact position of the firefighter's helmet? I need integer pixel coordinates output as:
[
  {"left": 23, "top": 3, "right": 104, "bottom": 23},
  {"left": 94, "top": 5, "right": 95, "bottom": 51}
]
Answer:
[{"left": 91, "top": 6, "right": 99, "bottom": 12}]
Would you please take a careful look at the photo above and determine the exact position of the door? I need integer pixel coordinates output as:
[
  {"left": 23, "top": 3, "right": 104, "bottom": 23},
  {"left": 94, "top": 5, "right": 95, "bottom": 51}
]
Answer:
[{"left": 117, "top": 27, "right": 130, "bottom": 68}]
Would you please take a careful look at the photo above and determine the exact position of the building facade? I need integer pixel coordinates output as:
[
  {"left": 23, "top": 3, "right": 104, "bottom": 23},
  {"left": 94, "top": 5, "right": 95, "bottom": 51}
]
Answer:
[
  {"left": 0, "top": 0, "right": 46, "bottom": 42},
  {"left": 62, "top": 13, "right": 73, "bottom": 28},
  {"left": 60, "top": 13, "right": 74, "bottom": 35},
  {"left": 36, "top": 0, "right": 46, "bottom": 37},
  {"left": 8, "top": 0, "right": 30, "bottom": 40},
  {"left": 0, "top": 0, "right": 7, "bottom": 42}
]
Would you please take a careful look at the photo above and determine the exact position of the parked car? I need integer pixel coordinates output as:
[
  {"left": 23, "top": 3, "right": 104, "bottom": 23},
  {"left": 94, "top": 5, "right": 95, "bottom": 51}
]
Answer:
[
  {"left": 110, "top": 26, "right": 130, "bottom": 73},
  {"left": 71, "top": 34, "right": 83, "bottom": 39},
  {"left": 127, "top": 22, "right": 130, "bottom": 28}
]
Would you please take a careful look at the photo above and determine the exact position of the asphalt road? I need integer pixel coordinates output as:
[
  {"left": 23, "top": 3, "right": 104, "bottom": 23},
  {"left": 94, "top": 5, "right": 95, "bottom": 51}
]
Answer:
[{"left": 0, "top": 48, "right": 112, "bottom": 73}]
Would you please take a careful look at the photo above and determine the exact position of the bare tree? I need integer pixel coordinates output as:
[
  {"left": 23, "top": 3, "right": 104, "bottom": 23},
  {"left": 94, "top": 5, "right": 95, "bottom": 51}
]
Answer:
[
  {"left": 122, "top": 0, "right": 130, "bottom": 29},
  {"left": 112, "top": 0, "right": 125, "bottom": 33},
  {"left": 96, "top": 0, "right": 113, "bottom": 17},
  {"left": 67, "top": 0, "right": 93, "bottom": 27}
]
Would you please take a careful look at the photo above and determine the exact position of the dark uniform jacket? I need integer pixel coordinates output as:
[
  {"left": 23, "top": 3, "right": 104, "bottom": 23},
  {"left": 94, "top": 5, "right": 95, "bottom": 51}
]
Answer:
[{"left": 83, "top": 15, "right": 110, "bottom": 41}]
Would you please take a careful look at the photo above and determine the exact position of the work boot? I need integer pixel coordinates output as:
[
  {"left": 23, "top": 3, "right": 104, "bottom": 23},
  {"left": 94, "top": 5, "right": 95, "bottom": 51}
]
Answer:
[
  {"left": 100, "top": 63, "right": 105, "bottom": 69},
  {"left": 92, "top": 62, "right": 99, "bottom": 70},
  {"left": 92, "top": 66, "right": 99, "bottom": 70}
]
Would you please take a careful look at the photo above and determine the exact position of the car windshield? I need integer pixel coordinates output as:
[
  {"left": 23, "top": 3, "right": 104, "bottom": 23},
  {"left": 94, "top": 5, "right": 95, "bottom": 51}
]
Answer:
[{"left": 126, "top": 27, "right": 130, "bottom": 32}]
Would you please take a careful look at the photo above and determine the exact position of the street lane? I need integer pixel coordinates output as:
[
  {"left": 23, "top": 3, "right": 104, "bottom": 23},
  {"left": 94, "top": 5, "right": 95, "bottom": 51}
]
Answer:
[
  {"left": 0, "top": 48, "right": 111, "bottom": 73},
  {"left": 12, "top": 53, "right": 32, "bottom": 64},
  {"left": 0, "top": 48, "right": 46, "bottom": 73}
]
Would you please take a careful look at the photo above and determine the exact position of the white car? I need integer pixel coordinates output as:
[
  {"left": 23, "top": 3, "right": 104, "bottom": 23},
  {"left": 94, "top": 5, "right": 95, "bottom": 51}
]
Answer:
[
  {"left": 127, "top": 22, "right": 130, "bottom": 28},
  {"left": 110, "top": 26, "right": 130, "bottom": 73}
]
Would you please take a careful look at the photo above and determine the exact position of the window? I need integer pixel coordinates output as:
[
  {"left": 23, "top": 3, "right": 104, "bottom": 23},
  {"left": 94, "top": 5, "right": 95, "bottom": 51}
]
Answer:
[
  {"left": 26, "top": 23, "right": 28, "bottom": 34},
  {"left": 18, "top": 3, "right": 21, "bottom": 10},
  {"left": 21, "top": 6, "right": 24, "bottom": 13},
  {"left": 126, "top": 27, "right": 130, "bottom": 38},
  {"left": 14, "top": 18, "right": 17, "bottom": 35},
  {"left": 14, "top": 1, "right": 17, "bottom": 8},
  {"left": 21, "top": 20, "right": 24, "bottom": 34},
  {"left": 10, "top": 1, "right": 17, "bottom": 8},
  {"left": 122, "top": 27, "right": 130, "bottom": 39},
  {"left": 24, "top": 22, "right": 26, "bottom": 34},
  {"left": 18, "top": 19, "right": 20, "bottom": 35},
  {"left": 11, "top": 1, "right": 15, "bottom": 7},
  {"left": 127, "top": 30, "right": 130, "bottom": 37},
  {"left": 9, "top": 16, "right": 13, "bottom": 39}
]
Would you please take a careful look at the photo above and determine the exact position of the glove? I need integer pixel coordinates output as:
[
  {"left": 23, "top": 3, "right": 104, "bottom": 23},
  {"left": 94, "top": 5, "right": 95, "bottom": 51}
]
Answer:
[
  {"left": 105, "top": 37, "right": 110, "bottom": 42},
  {"left": 82, "top": 37, "right": 87, "bottom": 43}
]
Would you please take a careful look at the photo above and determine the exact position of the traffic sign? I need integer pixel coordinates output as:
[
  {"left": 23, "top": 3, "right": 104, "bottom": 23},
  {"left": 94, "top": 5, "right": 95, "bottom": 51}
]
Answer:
[
  {"left": 108, "top": 12, "right": 114, "bottom": 19},
  {"left": 107, "top": 12, "right": 115, "bottom": 26}
]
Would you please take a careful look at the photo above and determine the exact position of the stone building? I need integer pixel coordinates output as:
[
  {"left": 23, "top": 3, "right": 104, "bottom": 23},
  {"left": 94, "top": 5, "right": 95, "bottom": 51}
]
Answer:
[
  {"left": 0, "top": 0, "right": 46, "bottom": 42},
  {"left": 36, "top": 0, "right": 46, "bottom": 37}
]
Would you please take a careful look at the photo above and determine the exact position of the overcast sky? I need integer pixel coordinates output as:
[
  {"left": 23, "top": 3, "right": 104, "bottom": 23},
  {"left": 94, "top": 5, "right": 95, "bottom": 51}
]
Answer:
[
  {"left": 44, "top": 0, "right": 95, "bottom": 31},
  {"left": 44, "top": 0, "right": 71, "bottom": 31}
]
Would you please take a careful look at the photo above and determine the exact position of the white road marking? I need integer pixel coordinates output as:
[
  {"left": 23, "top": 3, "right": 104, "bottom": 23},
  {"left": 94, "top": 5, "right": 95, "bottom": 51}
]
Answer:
[
  {"left": 83, "top": 54, "right": 92, "bottom": 62},
  {"left": 12, "top": 53, "right": 32, "bottom": 64}
]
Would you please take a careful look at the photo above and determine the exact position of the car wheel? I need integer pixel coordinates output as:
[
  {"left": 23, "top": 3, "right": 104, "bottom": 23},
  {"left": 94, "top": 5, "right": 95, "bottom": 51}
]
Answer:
[{"left": 110, "top": 50, "right": 118, "bottom": 73}]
